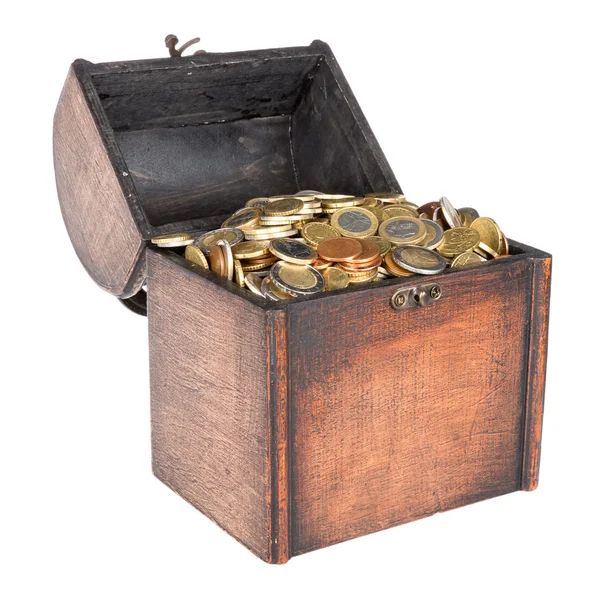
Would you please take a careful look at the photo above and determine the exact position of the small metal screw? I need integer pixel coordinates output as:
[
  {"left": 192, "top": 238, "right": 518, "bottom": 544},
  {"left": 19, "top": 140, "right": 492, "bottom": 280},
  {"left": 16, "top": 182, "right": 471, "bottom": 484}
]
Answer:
[
  {"left": 393, "top": 293, "right": 405, "bottom": 307},
  {"left": 430, "top": 285, "right": 441, "bottom": 299}
]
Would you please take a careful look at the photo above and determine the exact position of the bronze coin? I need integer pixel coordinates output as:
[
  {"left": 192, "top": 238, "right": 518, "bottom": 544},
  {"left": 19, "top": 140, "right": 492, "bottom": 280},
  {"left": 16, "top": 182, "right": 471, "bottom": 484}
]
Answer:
[
  {"left": 417, "top": 201, "right": 440, "bottom": 219},
  {"left": 208, "top": 243, "right": 226, "bottom": 277},
  {"left": 346, "top": 238, "right": 381, "bottom": 264},
  {"left": 317, "top": 238, "right": 363, "bottom": 262},
  {"left": 338, "top": 257, "right": 383, "bottom": 272},
  {"left": 313, "top": 258, "right": 333, "bottom": 271}
]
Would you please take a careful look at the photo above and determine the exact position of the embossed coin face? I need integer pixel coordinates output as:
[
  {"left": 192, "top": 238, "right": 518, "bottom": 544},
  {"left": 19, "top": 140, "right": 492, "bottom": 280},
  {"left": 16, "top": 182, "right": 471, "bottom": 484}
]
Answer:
[
  {"left": 331, "top": 207, "right": 379, "bottom": 238},
  {"left": 317, "top": 238, "right": 363, "bottom": 262},
  {"left": 263, "top": 197, "right": 304, "bottom": 217},
  {"left": 184, "top": 244, "right": 209, "bottom": 269},
  {"left": 383, "top": 206, "right": 420, "bottom": 219},
  {"left": 392, "top": 245, "right": 447, "bottom": 275},
  {"left": 437, "top": 227, "right": 481, "bottom": 258},
  {"left": 322, "top": 267, "right": 349, "bottom": 291},
  {"left": 302, "top": 222, "right": 341, "bottom": 247},
  {"left": 270, "top": 262, "right": 325, "bottom": 295},
  {"left": 470, "top": 217, "right": 503, "bottom": 254},
  {"left": 231, "top": 240, "right": 272, "bottom": 259},
  {"left": 346, "top": 238, "right": 381, "bottom": 264},
  {"left": 365, "top": 236, "right": 392, "bottom": 256},
  {"left": 222, "top": 207, "right": 262, "bottom": 230},
  {"left": 269, "top": 238, "right": 318, "bottom": 265},
  {"left": 419, "top": 219, "right": 444, "bottom": 249},
  {"left": 196, "top": 228, "right": 244, "bottom": 251},
  {"left": 379, "top": 217, "right": 427, "bottom": 245},
  {"left": 451, "top": 251, "right": 487, "bottom": 268},
  {"left": 246, "top": 197, "right": 273, "bottom": 209},
  {"left": 439, "top": 197, "right": 463, "bottom": 229}
]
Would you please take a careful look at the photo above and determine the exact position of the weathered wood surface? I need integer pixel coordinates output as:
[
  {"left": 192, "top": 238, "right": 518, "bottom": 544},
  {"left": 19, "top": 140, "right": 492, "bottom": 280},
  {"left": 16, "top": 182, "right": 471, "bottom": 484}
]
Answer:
[
  {"left": 288, "top": 256, "right": 535, "bottom": 554},
  {"left": 147, "top": 250, "right": 278, "bottom": 561},
  {"left": 53, "top": 67, "right": 145, "bottom": 297}
]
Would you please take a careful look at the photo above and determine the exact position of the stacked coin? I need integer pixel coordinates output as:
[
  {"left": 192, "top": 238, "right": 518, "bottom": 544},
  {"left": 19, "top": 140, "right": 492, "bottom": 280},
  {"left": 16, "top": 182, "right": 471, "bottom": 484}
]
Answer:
[{"left": 151, "top": 191, "right": 510, "bottom": 300}]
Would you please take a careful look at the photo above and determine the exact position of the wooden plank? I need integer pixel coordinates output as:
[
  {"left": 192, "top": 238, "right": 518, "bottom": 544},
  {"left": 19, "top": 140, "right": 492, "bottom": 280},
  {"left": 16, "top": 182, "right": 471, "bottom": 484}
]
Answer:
[
  {"left": 288, "top": 257, "right": 532, "bottom": 554},
  {"left": 521, "top": 255, "right": 552, "bottom": 490},
  {"left": 147, "top": 250, "right": 272, "bottom": 560}
]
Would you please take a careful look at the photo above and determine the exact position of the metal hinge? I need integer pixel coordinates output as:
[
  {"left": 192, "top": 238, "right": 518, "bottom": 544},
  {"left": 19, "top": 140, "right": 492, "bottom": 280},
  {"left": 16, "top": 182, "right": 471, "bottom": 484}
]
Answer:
[{"left": 391, "top": 283, "right": 442, "bottom": 310}]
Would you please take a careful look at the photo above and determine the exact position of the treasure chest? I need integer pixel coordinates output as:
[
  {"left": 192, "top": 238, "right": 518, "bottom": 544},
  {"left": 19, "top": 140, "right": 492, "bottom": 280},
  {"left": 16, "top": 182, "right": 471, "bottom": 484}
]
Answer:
[{"left": 53, "top": 40, "right": 552, "bottom": 563}]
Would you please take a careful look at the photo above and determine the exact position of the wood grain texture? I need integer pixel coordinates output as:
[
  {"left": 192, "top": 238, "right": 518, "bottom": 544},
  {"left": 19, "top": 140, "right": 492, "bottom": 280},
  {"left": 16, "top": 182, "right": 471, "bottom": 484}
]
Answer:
[
  {"left": 288, "top": 257, "right": 533, "bottom": 554},
  {"left": 54, "top": 67, "right": 145, "bottom": 297},
  {"left": 521, "top": 255, "right": 552, "bottom": 490},
  {"left": 147, "top": 249, "right": 272, "bottom": 560}
]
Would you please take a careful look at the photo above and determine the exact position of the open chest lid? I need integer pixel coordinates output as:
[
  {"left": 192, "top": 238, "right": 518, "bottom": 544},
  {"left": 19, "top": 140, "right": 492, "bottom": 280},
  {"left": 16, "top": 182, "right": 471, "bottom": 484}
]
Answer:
[{"left": 53, "top": 40, "right": 401, "bottom": 298}]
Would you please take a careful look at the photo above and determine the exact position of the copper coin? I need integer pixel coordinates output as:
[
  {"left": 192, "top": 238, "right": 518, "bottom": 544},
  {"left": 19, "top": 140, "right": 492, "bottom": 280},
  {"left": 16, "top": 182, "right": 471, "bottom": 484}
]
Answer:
[
  {"left": 338, "top": 258, "right": 383, "bottom": 272},
  {"left": 313, "top": 258, "right": 333, "bottom": 271},
  {"left": 345, "top": 238, "right": 381, "bottom": 264},
  {"left": 417, "top": 201, "right": 440, "bottom": 219},
  {"left": 208, "top": 243, "right": 226, "bottom": 277},
  {"left": 317, "top": 238, "right": 363, "bottom": 262}
]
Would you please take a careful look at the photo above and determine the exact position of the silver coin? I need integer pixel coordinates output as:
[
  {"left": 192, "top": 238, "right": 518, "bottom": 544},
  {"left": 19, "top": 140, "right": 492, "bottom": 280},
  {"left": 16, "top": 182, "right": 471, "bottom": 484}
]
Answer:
[
  {"left": 270, "top": 238, "right": 317, "bottom": 263},
  {"left": 419, "top": 219, "right": 444, "bottom": 249},
  {"left": 439, "top": 197, "right": 462, "bottom": 229},
  {"left": 338, "top": 211, "right": 373, "bottom": 234},
  {"left": 270, "top": 262, "right": 325, "bottom": 296},
  {"left": 295, "top": 190, "right": 324, "bottom": 196},
  {"left": 261, "top": 276, "right": 294, "bottom": 301},
  {"left": 382, "top": 218, "right": 421, "bottom": 240},
  {"left": 195, "top": 228, "right": 244, "bottom": 251},
  {"left": 392, "top": 245, "right": 447, "bottom": 275},
  {"left": 459, "top": 207, "right": 480, "bottom": 220},
  {"left": 244, "top": 273, "right": 265, "bottom": 297}
]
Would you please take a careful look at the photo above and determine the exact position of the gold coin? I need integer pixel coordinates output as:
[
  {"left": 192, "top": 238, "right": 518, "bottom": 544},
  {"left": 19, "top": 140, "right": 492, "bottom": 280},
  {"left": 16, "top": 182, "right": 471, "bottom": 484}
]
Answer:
[
  {"left": 383, "top": 252, "right": 413, "bottom": 277},
  {"left": 184, "top": 245, "right": 209, "bottom": 269},
  {"left": 470, "top": 217, "right": 503, "bottom": 255},
  {"left": 231, "top": 240, "right": 272, "bottom": 259},
  {"left": 363, "top": 206, "right": 387, "bottom": 223},
  {"left": 365, "top": 192, "right": 406, "bottom": 204},
  {"left": 460, "top": 210, "right": 474, "bottom": 227},
  {"left": 263, "top": 197, "right": 304, "bottom": 217},
  {"left": 382, "top": 206, "right": 420, "bottom": 219},
  {"left": 478, "top": 241, "right": 500, "bottom": 258},
  {"left": 314, "top": 194, "right": 355, "bottom": 201},
  {"left": 244, "top": 224, "right": 292, "bottom": 236},
  {"left": 498, "top": 231, "right": 510, "bottom": 256},
  {"left": 269, "top": 238, "right": 318, "bottom": 265},
  {"left": 379, "top": 216, "right": 427, "bottom": 246},
  {"left": 270, "top": 262, "right": 325, "bottom": 295},
  {"left": 246, "top": 197, "right": 273, "bottom": 208},
  {"left": 222, "top": 207, "right": 262, "bottom": 230},
  {"left": 346, "top": 267, "right": 379, "bottom": 283},
  {"left": 418, "top": 219, "right": 444, "bottom": 249},
  {"left": 451, "top": 252, "right": 487, "bottom": 268},
  {"left": 245, "top": 228, "right": 298, "bottom": 241},
  {"left": 331, "top": 207, "right": 379, "bottom": 238},
  {"left": 313, "top": 258, "right": 333, "bottom": 271},
  {"left": 302, "top": 222, "right": 341, "bottom": 247},
  {"left": 241, "top": 256, "right": 279, "bottom": 271},
  {"left": 365, "top": 236, "right": 392, "bottom": 256},
  {"left": 234, "top": 259, "right": 245, "bottom": 286},
  {"left": 437, "top": 227, "right": 481, "bottom": 258},
  {"left": 261, "top": 276, "right": 295, "bottom": 301},
  {"left": 322, "top": 267, "right": 349, "bottom": 291},
  {"left": 196, "top": 228, "right": 244, "bottom": 251},
  {"left": 151, "top": 233, "right": 194, "bottom": 247},
  {"left": 244, "top": 273, "right": 265, "bottom": 297},
  {"left": 260, "top": 213, "right": 307, "bottom": 223},
  {"left": 321, "top": 197, "right": 366, "bottom": 209}
]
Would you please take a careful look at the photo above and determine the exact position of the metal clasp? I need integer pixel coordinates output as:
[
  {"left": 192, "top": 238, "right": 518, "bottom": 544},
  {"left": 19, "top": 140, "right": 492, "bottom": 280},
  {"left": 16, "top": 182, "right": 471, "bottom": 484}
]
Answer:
[{"left": 391, "top": 283, "right": 442, "bottom": 310}]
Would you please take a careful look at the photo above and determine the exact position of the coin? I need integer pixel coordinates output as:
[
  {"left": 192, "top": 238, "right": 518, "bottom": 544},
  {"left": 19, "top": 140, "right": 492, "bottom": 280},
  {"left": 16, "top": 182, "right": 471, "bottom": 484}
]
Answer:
[
  {"left": 459, "top": 207, "right": 480, "bottom": 222},
  {"left": 196, "top": 228, "right": 244, "bottom": 251},
  {"left": 470, "top": 217, "right": 503, "bottom": 255},
  {"left": 451, "top": 252, "right": 487, "bottom": 268},
  {"left": 321, "top": 197, "right": 366, "bottom": 209},
  {"left": 317, "top": 238, "right": 363, "bottom": 262},
  {"left": 322, "top": 267, "right": 349, "bottom": 291},
  {"left": 244, "top": 273, "right": 265, "bottom": 297},
  {"left": 331, "top": 207, "right": 379, "bottom": 238},
  {"left": 244, "top": 224, "right": 293, "bottom": 236},
  {"left": 383, "top": 251, "right": 413, "bottom": 277},
  {"left": 382, "top": 206, "right": 420, "bottom": 219},
  {"left": 269, "top": 238, "right": 318, "bottom": 265},
  {"left": 342, "top": 238, "right": 380, "bottom": 264},
  {"left": 222, "top": 207, "right": 262, "bottom": 230},
  {"left": 151, "top": 233, "right": 194, "bottom": 247},
  {"left": 478, "top": 241, "right": 500, "bottom": 258},
  {"left": 263, "top": 197, "right": 304, "bottom": 217},
  {"left": 437, "top": 227, "right": 481, "bottom": 258},
  {"left": 418, "top": 219, "right": 444, "bottom": 250},
  {"left": 184, "top": 244, "right": 209, "bottom": 268},
  {"left": 314, "top": 194, "right": 355, "bottom": 201},
  {"left": 245, "top": 228, "right": 298, "bottom": 241},
  {"left": 301, "top": 222, "right": 341, "bottom": 247},
  {"left": 234, "top": 259, "right": 245, "bottom": 286},
  {"left": 499, "top": 231, "right": 510, "bottom": 256},
  {"left": 338, "top": 257, "right": 382, "bottom": 272},
  {"left": 379, "top": 216, "right": 427, "bottom": 246},
  {"left": 260, "top": 214, "right": 307, "bottom": 223},
  {"left": 241, "top": 256, "right": 279, "bottom": 271},
  {"left": 366, "top": 236, "right": 392, "bottom": 256},
  {"left": 262, "top": 276, "right": 295, "bottom": 301},
  {"left": 439, "top": 196, "right": 462, "bottom": 229},
  {"left": 208, "top": 243, "right": 226, "bottom": 277},
  {"left": 270, "top": 262, "right": 325, "bottom": 295},
  {"left": 365, "top": 192, "right": 406, "bottom": 204},
  {"left": 246, "top": 197, "right": 273, "bottom": 208},
  {"left": 346, "top": 267, "right": 379, "bottom": 283},
  {"left": 392, "top": 245, "right": 447, "bottom": 275},
  {"left": 417, "top": 202, "right": 440, "bottom": 219},
  {"left": 231, "top": 240, "right": 272, "bottom": 259},
  {"left": 217, "top": 240, "right": 234, "bottom": 280}
]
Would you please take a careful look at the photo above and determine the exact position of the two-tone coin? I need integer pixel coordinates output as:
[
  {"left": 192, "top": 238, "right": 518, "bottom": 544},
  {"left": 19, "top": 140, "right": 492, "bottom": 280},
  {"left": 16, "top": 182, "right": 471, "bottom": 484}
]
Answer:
[
  {"left": 216, "top": 240, "right": 234, "bottom": 280},
  {"left": 246, "top": 197, "right": 273, "bottom": 208},
  {"left": 222, "top": 207, "right": 262, "bottom": 230},
  {"left": 245, "top": 273, "right": 265, "bottom": 297},
  {"left": 261, "top": 276, "right": 295, "bottom": 301},
  {"left": 418, "top": 219, "right": 444, "bottom": 250},
  {"left": 439, "top": 196, "right": 463, "bottom": 229},
  {"left": 269, "top": 238, "right": 318, "bottom": 265},
  {"left": 383, "top": 251, "right": 413, "bottom": 277},
  {"left": 379, "top": 216, "right": 427, "bottom": 246},
  {"left": 270, "top": 262, "right": 325, "bottom": 295},
  {"left": 331, "top": 207, "right": 379, "bottom": 238},
  {"left": 392, "top": 245, "right": 447, "bottom": 275},
  {"left": 196, "top": 228, "right": 244, "bottom": 251}
]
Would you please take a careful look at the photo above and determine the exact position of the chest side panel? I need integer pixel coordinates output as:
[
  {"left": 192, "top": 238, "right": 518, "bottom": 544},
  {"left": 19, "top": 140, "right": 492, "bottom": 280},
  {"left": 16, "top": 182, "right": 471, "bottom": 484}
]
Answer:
[
  {"left": 289, "top": 259, "right": 532, "bottom": 554},
  {"left": 147, "top": 252, "right": 271, "bottom": 560}
]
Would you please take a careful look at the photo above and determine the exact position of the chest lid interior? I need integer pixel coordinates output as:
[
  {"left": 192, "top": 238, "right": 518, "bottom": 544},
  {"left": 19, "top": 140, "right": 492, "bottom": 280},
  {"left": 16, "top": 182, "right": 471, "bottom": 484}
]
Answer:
[{"left": 54, "top": 40, "right": 400, "bottom": 297}]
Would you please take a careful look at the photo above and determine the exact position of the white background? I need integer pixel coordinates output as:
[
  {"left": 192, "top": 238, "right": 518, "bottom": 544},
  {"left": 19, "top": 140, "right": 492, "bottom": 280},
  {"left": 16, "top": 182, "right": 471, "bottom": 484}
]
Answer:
[{"left": 2, "top": 1, "right": 599, "bottom": 598}]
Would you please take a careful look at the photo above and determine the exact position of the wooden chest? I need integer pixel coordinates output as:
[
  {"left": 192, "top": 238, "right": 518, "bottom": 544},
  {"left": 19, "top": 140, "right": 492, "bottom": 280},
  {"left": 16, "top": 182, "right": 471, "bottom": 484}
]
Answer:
[{"left": 53, "top": 41, "right": 552, "bottom": 563}]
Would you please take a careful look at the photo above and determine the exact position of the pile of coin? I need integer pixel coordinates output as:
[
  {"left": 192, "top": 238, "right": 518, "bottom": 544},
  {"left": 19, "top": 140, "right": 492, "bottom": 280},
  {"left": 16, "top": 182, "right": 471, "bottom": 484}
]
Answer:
[{"left": 151, "top": 192, "right": 509, "bottom": 300}]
